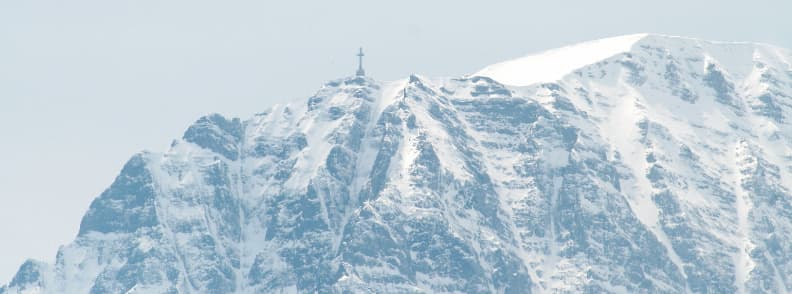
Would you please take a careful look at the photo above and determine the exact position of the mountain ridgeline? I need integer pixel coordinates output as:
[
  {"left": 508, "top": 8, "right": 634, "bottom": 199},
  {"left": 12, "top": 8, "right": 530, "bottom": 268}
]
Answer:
[{"left": 4, "top": 34, "right": 792, "bottom": 293}]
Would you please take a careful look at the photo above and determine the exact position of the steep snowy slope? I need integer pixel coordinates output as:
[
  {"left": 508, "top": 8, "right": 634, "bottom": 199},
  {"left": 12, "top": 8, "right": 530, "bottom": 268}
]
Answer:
[
  {"left": 474, "top": 33, "right": 649, "bottom": 86},
  {"left": 3, "top": 34, "right": 792, "bottom": 293}
]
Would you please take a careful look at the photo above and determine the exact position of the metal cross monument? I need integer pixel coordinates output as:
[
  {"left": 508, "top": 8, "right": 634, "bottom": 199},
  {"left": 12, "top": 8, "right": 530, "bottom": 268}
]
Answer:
[{"left": 356, "top": 47, "right": 366, "bottom": 77}]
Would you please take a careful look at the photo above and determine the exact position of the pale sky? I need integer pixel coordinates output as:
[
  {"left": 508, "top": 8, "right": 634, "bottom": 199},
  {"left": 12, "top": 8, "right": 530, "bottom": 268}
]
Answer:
[{"left": 1, "top": 0, "right": 790, "bottom": 283}]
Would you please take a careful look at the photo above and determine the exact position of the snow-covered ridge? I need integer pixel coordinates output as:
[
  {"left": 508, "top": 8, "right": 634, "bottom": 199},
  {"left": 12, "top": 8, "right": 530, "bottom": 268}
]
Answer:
[
  {"left": 474, "top": 33, "right": 649, "bottom": 86},
  {"left": 474, "top": 33, "right": 791, "bottom": 87}
]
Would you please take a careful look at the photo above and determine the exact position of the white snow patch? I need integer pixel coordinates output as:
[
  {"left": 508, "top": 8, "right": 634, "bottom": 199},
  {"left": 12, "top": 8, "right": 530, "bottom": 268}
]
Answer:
[
  {"left": 733, "top": 141, "right": 757, "bottom": 294},
  {"left": 474, "top": 34, "right": 648, "bottom": 86},
  {"left": 542, "top": 149, "right": 569, "bottom": 168}
]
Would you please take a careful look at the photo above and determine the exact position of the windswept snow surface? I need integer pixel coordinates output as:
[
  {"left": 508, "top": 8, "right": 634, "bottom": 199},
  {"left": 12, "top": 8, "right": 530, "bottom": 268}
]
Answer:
[
  {"left": 474, "top": 34, "right": 648, "bottom": 86},
  {"left": 4, "top": 34, "right": 792, "bottom": 294}
]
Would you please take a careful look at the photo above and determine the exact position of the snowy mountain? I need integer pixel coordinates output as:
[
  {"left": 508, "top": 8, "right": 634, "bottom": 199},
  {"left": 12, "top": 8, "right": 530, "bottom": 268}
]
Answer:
[{"left": 4, "top": 34, "right": 792, "bottom": 293}]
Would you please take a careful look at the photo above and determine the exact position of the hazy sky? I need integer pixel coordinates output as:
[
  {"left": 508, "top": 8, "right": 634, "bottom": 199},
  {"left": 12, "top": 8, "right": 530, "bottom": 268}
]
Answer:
[{"left": 1, "top": 0, "right": 790, "bottom": 283}]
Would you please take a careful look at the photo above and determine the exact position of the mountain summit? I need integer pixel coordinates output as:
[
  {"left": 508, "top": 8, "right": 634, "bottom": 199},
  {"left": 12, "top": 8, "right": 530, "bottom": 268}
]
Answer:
[{"left": 3, "top": 34, "right": 792, "bottom": 293}]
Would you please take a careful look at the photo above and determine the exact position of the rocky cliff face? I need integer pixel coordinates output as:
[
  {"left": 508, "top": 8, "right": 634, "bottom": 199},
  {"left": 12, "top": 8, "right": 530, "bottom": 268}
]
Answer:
[{"left": 4, "top": 34, "right": 792, "bottom": 293}]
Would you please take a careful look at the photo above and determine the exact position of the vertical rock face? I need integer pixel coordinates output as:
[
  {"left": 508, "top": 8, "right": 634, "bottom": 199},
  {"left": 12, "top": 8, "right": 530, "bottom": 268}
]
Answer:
[{"left": 4, "top": 34, "right": 792, "bottom": 293}]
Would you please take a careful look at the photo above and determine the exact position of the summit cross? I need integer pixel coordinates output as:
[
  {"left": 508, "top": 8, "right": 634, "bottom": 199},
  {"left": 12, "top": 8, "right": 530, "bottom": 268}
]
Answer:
[{"left": 356, "top": 47, "right": 366, "bottom": 76}]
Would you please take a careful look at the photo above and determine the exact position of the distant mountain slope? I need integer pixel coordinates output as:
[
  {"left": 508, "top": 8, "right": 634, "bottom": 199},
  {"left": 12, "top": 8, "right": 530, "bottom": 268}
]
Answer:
[{"left": 4, "top": 34, "right": 792, "bottom": 293}]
